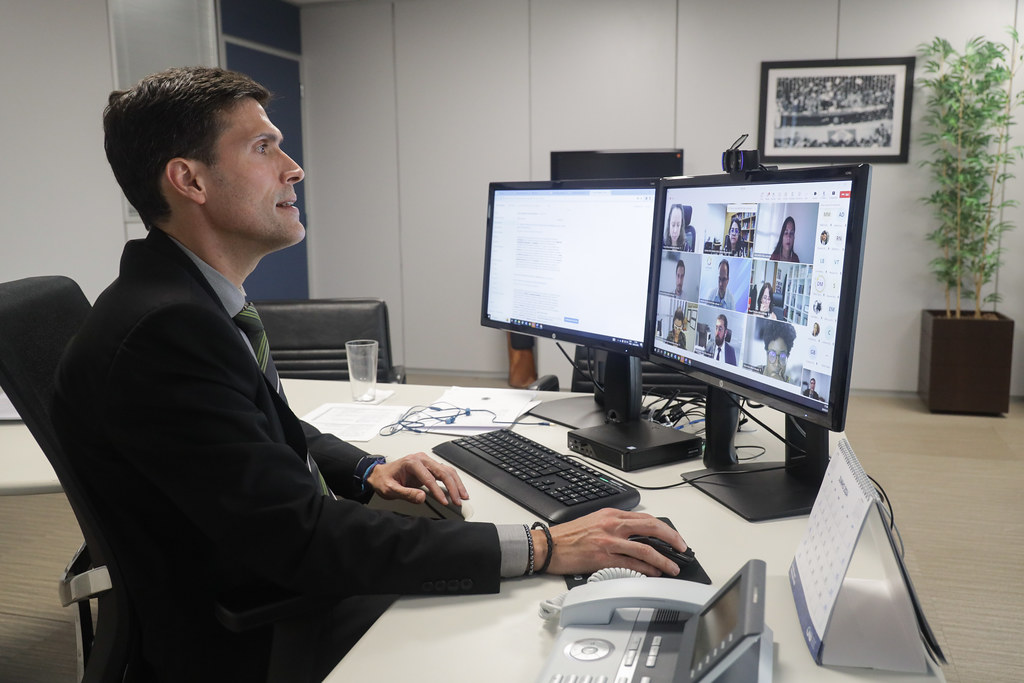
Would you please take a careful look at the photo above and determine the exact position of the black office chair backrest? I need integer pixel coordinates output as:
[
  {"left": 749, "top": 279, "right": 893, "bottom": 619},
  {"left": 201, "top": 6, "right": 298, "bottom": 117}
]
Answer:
[
  {"left": 569, "top": 345, "right": 706, "bottom": 396},
  {"left": 254, "top": 298, "right": 404, "bottom": 383},
  {"left": 0, "top": 276, "right": 140, "bottom": 681}
]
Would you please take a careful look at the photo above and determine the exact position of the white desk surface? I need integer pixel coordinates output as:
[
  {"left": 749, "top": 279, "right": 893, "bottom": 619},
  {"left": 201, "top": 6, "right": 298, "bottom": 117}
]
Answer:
[
  {"left": 278, "top": 380, "right": 944, "bottom": 683},
  {"left": 0, "top": 419, "right": 60, "bottom": 495},
  {"left": 1, "top": 379, "right": 943, "bottom": 680}
]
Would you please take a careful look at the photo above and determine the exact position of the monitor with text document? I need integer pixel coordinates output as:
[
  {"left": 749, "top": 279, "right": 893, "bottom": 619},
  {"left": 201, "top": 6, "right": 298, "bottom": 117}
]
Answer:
[
  {"left": 648, "top": 164, "right": 871, "bottom": 521},
  {"left": 481, "top": 179, "right": 659, "bottom": 426}
]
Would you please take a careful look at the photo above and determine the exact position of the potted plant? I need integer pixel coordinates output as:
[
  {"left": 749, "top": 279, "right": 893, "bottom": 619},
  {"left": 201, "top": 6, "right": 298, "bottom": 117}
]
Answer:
[{"left": 917, "top": 32, "right": 1022, "bottom": 413}]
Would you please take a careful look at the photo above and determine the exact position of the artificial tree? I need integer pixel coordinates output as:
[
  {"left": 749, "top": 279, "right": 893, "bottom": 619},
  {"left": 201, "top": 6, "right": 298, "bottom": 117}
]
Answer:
[
  {"left": 916, "top": 32, "right": 1022, "bottom": 413},
  {"left": 918, "top": 32, "right": 1023, "bottom": 317}
]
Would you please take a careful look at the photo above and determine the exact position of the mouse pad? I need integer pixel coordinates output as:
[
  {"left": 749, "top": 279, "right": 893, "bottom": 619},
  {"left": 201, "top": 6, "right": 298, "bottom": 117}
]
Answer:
[{"left": 563, "top": 517, "right": 712, "bottom": 589}]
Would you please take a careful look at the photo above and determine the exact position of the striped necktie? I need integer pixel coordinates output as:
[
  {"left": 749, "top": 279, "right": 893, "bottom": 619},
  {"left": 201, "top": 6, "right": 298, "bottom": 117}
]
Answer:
[
  {"left": 233, "top": 302, "right": 281, "bottom": 394},
  {"left": 233, "top": 303, "right": 336, "bottom": 500}
]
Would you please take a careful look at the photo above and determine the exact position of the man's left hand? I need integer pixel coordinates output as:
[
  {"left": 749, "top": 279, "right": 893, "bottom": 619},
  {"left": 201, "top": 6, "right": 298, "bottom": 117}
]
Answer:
[{"left": 365, "top": 452, "right": 469, "bottom": 507}]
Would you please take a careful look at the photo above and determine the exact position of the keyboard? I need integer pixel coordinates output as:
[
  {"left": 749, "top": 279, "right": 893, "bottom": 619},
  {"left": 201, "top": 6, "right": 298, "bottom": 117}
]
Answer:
[{"left": 432, "top": 429, "right": 640, "bottom": 524}]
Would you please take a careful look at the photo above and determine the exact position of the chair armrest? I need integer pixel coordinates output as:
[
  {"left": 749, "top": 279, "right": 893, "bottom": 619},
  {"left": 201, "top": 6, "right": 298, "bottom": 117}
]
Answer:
[
  {"left": 387, "top": 365, "right": 407, "bottom": 384},
  {"left": 214, "top": 589, "right": 323, "bottom": 633},
  {"left": 528, "top": 374, "right": 560, "bottom": 392},
  {"left": 216, "top": 590, "right": 325, "bottom": 683},
  {"left": 59, "top": 542, "right": 111, "bottom": 607}
]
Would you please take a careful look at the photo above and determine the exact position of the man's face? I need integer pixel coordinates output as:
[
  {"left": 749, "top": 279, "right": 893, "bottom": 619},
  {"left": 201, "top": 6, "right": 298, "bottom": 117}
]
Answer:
[
  {"left": 199, "top": 98, "right": 306, "bottom": 254},
  {"left": 715, "top": 318, "right": 726, "bottom": 345},
  {"left": 809, "top": 378, "right": 816, "bottom": 392},
  {"left": 718, "top": 263, "right": 729, "bottom": 298},
  {"left": 675, "top": 262, "right": 685, "bottom": 294}
]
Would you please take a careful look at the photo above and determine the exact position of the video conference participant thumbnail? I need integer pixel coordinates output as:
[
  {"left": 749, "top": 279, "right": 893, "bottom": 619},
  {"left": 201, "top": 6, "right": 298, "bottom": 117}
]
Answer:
[
  {"left": 751, "top": 201, "right": 819, "bottom": 263},
  {"left": 741, "top": 317, "right": 802, "bottom": 386},
  {"left": 659, "top": 251, "right": 700, "bottom": 301},
  {"left": 700, "top": 256, "right": 751, "bottom": 315},
  {"left": 697, "top": 308, "right": 742, "bottom": 366}
]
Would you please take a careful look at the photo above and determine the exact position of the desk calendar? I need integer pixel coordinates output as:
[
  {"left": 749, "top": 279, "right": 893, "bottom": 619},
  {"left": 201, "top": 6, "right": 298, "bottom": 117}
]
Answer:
[{"left": 789, "top": 438, "right": 944, "bottom": 672}]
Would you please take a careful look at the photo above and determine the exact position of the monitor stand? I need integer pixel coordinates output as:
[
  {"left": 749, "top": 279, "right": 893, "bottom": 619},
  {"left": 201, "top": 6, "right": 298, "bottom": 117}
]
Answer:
[
  {"left": 684, "top": 386, "right": 829, "bottom": 522},
  {"left": 528, "top": 350, "right": 642, "bottom": 430},
  {"left": 528, "top": 395, "right": 608, "bottom": 429}
]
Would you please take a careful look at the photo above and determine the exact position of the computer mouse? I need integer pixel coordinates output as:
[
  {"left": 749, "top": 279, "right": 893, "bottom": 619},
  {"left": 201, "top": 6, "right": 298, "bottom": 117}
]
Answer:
[{"left": 628, "top": 534, "right": 695, "bottom": 570}]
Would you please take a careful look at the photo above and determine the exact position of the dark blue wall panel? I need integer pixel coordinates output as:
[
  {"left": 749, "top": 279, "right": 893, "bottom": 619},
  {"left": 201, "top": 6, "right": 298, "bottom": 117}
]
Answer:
[
  {"left": 224, "top": 42, "right": 308, "bottom": 300},
  {"left": 220, "top": 0, "right": 300, "bottom": 54}
]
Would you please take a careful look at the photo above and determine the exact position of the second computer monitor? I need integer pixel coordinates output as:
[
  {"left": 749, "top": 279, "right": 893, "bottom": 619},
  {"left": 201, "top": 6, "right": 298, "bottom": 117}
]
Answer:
[
  {"left": 481, "top": 178, "right": 659, "bottom": 426},
  {"left": 648, "top": 164, "right": 872, "bottom": 520}
]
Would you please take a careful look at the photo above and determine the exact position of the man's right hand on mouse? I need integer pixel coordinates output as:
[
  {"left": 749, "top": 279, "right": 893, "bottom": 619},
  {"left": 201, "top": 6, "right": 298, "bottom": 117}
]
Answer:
[{"left": 532, "top": 509, "right": 687, "bottom": 578}]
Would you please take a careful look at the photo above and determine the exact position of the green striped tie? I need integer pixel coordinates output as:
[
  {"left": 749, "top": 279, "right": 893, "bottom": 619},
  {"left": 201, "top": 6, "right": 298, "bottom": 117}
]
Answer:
[
  {"left": 234, "top": 303, "right": 336, "bottom": 499},
  {"left": 234, "top": 303, "right": 273, "bottom": 376}
]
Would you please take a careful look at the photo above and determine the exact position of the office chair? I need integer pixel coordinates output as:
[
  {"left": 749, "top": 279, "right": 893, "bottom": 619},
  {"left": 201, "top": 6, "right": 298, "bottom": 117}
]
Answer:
[
  {"left": 0, "top": 276, "right": 320, "bottom": 683},
  {"left": 254, "top": 297, "right": 405, "bottom": 383},
  {"left": 0, "top": 276, "right": 141, "bottom": 682}
]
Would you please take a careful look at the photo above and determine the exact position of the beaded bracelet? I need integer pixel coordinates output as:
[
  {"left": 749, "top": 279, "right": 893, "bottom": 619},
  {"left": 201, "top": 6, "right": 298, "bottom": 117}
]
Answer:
[
  {"left": 524, "top": 523, "right": 535, "bottom": 575},
  {"left": 531, "top": 522, "right": 554, "bottom": 574}
]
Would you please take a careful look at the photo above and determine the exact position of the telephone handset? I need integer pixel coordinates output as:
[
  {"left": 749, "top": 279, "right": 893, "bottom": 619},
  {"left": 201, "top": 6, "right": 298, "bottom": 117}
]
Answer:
[
  {"left": 559, "top": 576, "right": 716, "bottom": 627},
  {"left": 537, "top": 559, "right": 773, "bottom": 683}
]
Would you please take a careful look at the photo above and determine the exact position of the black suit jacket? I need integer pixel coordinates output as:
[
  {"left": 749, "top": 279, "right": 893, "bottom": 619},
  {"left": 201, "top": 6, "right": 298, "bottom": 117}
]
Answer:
[{"left": 53, "top": 229, "right": 500, "bottom": 679}]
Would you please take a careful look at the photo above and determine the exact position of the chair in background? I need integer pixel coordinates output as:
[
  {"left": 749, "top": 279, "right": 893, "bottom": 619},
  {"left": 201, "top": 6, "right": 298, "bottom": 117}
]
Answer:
[
  {"left": 569, "top": 345, "right": 707, "bottom": 396},
  {"left": 255, "top": 298, "right": 405, "bottom": 383},
  {"left": 0, "top": 276, "right": 320, "bottom": 683},
  {"left": 527, "top": 345, "right": 706, "bottom": 396}
]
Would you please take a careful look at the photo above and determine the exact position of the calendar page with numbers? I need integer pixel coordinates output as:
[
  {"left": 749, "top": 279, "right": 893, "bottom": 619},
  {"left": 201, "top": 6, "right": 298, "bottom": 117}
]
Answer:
[{"left": 788, "top": 438, "right": 878, "bottom": 659}]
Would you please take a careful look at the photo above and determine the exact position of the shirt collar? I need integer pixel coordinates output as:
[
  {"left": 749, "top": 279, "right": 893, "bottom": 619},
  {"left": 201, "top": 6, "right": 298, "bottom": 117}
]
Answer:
[{"left": 166, "top": 234, "right": 247, "bottom": 316}]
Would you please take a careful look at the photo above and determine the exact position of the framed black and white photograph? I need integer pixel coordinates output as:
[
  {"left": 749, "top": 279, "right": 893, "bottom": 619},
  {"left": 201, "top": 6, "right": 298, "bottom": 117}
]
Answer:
[{"left": 758, "top": 57, "right": 915, "bottom": 163}]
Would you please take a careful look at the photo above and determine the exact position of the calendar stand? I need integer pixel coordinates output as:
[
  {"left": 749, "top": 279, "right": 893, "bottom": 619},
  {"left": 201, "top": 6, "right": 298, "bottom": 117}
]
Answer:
[{"left": 789, "top": 439, "right": 945, "bottom": 673}]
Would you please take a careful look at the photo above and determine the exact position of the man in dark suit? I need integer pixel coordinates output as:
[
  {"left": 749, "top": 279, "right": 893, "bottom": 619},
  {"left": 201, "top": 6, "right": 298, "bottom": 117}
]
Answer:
[
  {"left": 704, "top": 314, "right": 738, "bottom": 366},
  {"left": 52, "top": 67, "right": 686, "bottom": 680}
]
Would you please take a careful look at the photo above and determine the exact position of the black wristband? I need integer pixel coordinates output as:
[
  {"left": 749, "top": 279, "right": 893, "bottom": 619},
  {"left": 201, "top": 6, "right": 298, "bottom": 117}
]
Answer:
[
  {"left": 354, "top": 455, "right": 386, "bottom": 492},
  {"left": 532, "top": 522, "right": 554, "bottom": 574}
]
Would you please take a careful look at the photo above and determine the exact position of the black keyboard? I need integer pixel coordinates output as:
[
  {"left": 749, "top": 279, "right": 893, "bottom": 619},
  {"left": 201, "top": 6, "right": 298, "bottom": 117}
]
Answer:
[{"left": 432, "top": 429, "right": 640, "bottom": 524}]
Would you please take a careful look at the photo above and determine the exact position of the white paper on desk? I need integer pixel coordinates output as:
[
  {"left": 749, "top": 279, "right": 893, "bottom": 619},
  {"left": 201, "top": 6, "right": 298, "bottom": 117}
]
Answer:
[
  {"left": 302, "top": 403, "right": 409, "bottom": 442},
  {"left": 427, "top": 386, "right": 539, "bottom": 433},
  {"left": 0, "top": 391, "right": 19, "bottom": 420}
]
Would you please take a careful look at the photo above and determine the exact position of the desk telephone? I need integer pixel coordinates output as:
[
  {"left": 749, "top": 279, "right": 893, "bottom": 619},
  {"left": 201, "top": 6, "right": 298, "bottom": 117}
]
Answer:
[{"left": 537, "top": 559, "right": 772, "bottom": 683}]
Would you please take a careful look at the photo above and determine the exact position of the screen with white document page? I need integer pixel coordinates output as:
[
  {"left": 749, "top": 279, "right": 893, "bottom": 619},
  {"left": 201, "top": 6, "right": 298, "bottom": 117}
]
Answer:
[{"left": 483, "top": 183, "right": 657, "bottom": 353}]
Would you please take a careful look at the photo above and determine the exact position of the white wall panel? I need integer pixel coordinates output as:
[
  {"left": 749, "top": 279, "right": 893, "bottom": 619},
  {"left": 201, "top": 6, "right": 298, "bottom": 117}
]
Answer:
[
  {"left": 1, "top": 0, "right": 124, "bottom": 301},
  {"left": 394, "top": 0, "right": 530, "bottom": 374},
  {"left": 529, "top": 0, "right": 679, "bottom": 386},
  {"left": 301, "top": 2, "right": 408, "bottom": 364},
  {"left": 836, "top": 0, "right": 1022, "bottom": 393},
  {"left": 677, "top": 0, "right": 839, "bottom": 178}
]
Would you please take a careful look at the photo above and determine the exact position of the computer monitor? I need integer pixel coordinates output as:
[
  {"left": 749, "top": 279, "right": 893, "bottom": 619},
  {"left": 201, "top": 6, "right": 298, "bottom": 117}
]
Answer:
[
  {"left": 481, "top": 179, "right": 659, "bottom": 428},
  {"left": 648, "top": 164, "right": 872, "bottom": 521},
  {"left": 551, "top": 149, "right": 684, "bottom": 181}
]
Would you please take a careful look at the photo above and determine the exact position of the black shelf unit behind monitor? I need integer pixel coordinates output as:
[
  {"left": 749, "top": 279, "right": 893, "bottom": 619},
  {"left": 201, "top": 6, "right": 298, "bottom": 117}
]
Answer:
[{"left": 551, "top": 149, "right": 684, "bottom": 182}]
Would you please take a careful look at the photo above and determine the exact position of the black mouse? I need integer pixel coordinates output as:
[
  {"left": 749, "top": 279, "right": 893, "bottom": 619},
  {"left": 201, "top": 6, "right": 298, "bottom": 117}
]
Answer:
[{"left": 629, "top": 535, "right": 695, "bottom": 570}]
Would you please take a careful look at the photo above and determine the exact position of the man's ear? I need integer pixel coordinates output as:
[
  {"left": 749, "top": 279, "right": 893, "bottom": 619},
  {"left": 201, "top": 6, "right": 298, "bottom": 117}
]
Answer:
[{"left": 163, "top": 157, "right": 208, "bottom": 206}]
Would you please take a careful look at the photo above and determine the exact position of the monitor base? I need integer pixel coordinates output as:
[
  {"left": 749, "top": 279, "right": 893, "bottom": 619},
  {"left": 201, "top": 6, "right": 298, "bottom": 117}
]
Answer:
[
  {"left": 684, "top": 464, "right": 820, "bottom": 522},
  {"left": 529, "top": 395, "right": 607, "bottom": 429}
]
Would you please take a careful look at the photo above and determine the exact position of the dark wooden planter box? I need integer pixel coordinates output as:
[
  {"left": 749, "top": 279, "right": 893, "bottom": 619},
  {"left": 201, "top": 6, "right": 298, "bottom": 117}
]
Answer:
[{"left": 918, "top": 309, "right": 1014, "bottom": 414}]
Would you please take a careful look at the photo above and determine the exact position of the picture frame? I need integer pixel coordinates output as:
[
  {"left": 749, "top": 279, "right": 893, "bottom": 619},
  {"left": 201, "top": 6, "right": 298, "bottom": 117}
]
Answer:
[{"left": 758, "top": 57, "right": 915, "bottom": 164}]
